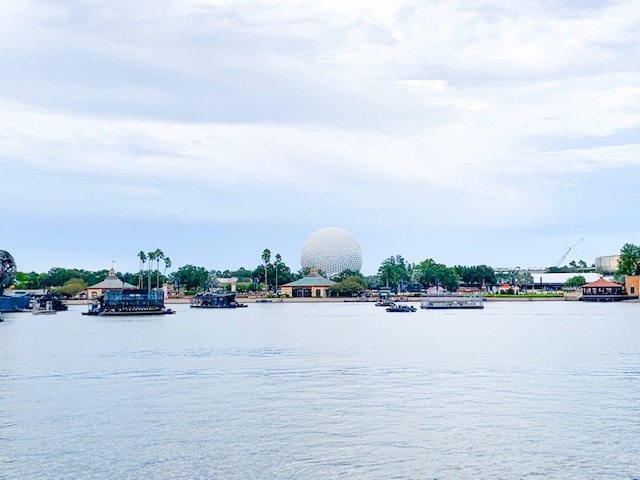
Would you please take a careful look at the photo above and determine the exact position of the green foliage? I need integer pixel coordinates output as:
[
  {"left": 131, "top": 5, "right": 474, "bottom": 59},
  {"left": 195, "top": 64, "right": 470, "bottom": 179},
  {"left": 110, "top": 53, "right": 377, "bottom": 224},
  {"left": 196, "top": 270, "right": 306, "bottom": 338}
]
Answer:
[
  {"left": 414, "top": 259, "right": 459, "bottom": 292},
  {"left": 252, "top": 253, "right": 295, "bottom": 291},
  {"left": 364, "top": 275, "right": 380, "bottom": 289},
  {"left": 54, "top": 278, "right": 87, "bottom": 296},
  {"left": 330, "top": 276, "right": 366, "bottom": 297},
  {"left": 14, "top": 271, "right": 45, "bottom": 289},
  {"left": 172, "top": 265, "right": 209, "bottom": 291},
  {"left": 378, "top": 255, "right": 410, "bottom": 288},
  {"left": 453, "top": 265, "right": 496, "bottom": 286},
  {"left": 564, "top": 275, "right": 587, "bottom": 289},
  {"left": 617, "top": 243, "right": 640, "bottom": 276},
  {"left": 498, "top": 270, "right": 534, "bottom": 286},
  {"left": 332, "top": 269, "right": 364, "bottom": 282}
]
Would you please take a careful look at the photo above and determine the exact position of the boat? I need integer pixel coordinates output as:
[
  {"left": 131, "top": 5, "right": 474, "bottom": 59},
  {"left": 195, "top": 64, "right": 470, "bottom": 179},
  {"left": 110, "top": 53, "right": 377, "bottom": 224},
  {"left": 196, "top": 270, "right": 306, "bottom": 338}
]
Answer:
[
  {"left": 32, "top": 293, "right": 67, "bottom": 314},
  {"left": 375, "top": 300, "right": 395, "bottom": 307},
  {"left": 190, "top": 291, "right": 245, "bottom": 308},
  {"left": 420, "top": 292, "right": 484, "bottom": 310},
  {"left": 83, "top": 289, "right": 175, "bottom": 316},
  {"left": 386, "top": 304, "right": 416, "bottom": 312},
  {"left": 32, "top": 297, "right": 57, "bottom": 315}
]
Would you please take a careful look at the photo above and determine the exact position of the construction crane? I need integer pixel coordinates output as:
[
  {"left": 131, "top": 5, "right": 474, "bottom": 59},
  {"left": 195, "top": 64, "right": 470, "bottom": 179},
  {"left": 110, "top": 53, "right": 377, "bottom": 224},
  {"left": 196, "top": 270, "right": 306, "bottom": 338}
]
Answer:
[{"left": 555, "top": 238, "right": 584, "bottom": 268}]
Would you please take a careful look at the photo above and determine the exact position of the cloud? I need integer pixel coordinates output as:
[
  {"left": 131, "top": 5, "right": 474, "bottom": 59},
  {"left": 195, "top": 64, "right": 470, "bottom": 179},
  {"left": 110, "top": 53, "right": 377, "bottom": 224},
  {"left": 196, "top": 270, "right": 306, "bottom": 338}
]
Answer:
[{"left": 2, "top": 0, "right": 640, "bottom": 271}]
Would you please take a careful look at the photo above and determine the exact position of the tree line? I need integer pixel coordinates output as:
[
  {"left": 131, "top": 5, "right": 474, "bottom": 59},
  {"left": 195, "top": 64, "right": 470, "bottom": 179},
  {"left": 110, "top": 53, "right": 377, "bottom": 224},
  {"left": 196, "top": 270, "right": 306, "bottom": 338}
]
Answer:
[{"left": 15, "top": 243, "right": 640, "bottom": 297}]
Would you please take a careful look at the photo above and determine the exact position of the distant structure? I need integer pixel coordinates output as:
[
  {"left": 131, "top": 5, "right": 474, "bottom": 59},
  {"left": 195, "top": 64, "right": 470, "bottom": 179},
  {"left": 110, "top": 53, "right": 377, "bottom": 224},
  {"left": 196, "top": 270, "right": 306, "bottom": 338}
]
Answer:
[
  {"left": 300, "top": 227, "right": 363, "bottom": 278},
  {"left": 280, "top": 269, "right": 336, "bottom": 298},
  {"left": 595, "top": 255, "right": 620, "bottom": 274},
  {"left": 86, "top": 268, "right": 135, "bottom": 299},
  {"left": 581, "top": 277, "right": 627, "bottom": 302}
]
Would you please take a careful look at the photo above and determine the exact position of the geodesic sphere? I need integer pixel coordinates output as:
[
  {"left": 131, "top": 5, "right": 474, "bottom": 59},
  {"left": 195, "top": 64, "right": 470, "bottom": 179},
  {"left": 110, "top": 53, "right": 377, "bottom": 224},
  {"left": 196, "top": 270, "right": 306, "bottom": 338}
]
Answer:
[{"left": 300, "top": 227, "right": 363, "bottom": 278}]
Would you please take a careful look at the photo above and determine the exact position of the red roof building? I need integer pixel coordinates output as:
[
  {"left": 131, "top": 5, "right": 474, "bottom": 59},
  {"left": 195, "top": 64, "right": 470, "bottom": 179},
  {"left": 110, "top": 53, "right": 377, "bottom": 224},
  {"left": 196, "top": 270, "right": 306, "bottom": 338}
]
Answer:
[{"left": 581, "top": 277, "right": 627, "bottom": 302}]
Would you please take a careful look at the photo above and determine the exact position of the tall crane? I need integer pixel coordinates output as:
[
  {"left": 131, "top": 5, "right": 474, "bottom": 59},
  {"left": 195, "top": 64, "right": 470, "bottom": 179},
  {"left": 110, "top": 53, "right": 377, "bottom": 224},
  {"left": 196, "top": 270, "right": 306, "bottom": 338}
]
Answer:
[{"left": 555, "top": 238, "right": 584, "bottom": 268}]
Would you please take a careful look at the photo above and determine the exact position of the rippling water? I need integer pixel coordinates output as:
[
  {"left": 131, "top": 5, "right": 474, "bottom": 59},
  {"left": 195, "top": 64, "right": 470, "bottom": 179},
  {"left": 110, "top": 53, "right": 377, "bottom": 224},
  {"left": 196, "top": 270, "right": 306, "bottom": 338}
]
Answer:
[{"left": 1, "top": 301, "right": 640, "bottom": 479}]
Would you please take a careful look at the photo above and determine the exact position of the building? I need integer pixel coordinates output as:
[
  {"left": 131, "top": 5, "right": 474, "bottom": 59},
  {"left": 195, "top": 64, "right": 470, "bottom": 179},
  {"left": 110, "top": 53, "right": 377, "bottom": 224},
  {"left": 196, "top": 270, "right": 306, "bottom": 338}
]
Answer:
[
  {"left": 625, "top": 276, "right": 640, "bottom": 299},
  {"left": 86, "top": 268, "right": 136, "bottom": 299},
  {"left": 595, "top": 255, "right": 621, "bottom": 274},
  {"left": 529, "top": 272, "right": 602, "bottom": 291},
  {"left": 581, "top": 277, "right": 627, "bottom": 301},
  {"left": 280, "top": 269, "right": 336, "bottom": 298},
  {"left": 300, "top": 227, "right": 363, "bottom": 278}
]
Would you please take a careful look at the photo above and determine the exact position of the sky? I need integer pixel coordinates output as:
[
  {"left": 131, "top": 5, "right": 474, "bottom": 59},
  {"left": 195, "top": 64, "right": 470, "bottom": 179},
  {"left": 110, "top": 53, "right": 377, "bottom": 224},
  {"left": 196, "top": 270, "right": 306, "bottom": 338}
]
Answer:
[{"left": 2, "top": 0, "right": 640, "bottom": 276}]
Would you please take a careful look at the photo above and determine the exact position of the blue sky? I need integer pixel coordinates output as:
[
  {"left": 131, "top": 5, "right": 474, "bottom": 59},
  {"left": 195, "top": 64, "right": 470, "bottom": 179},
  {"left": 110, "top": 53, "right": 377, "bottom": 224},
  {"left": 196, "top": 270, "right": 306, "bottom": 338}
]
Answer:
[{"left": 2, "top": 0, "right": 640, "bottom": 275}]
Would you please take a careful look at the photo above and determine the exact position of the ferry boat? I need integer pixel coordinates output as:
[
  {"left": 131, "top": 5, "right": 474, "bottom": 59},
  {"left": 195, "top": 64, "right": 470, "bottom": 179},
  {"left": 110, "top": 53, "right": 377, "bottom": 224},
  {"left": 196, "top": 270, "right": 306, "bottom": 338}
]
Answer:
[
  {"left": 420, "top": 292, "right": 484, "bottom": 310},
  {"left": 83, "top": 289, "right": 175, "bottom": 316},
  {"left": 190, "top": 291, "right": 246, "bottom": 308}
]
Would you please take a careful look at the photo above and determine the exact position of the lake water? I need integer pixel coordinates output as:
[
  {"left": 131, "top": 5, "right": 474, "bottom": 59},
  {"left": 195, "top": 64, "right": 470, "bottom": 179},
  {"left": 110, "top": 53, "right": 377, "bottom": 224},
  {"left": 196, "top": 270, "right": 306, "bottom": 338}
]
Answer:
[{"left": 1, "top": 301, "right": 639, "bottom": 479}]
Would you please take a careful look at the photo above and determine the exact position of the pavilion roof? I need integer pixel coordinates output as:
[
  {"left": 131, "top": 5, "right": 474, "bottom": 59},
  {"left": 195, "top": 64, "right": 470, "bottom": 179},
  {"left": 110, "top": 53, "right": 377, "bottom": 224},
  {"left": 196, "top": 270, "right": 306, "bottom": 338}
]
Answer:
[
  {"left": 282, "top": 272, "right": 336, "bottom": 288},
  {"left": 582, "top": 277, "right": 623, "bottom": 288},
  {"left": 87, "top": 269, "right": 136, "bottom": 290}
]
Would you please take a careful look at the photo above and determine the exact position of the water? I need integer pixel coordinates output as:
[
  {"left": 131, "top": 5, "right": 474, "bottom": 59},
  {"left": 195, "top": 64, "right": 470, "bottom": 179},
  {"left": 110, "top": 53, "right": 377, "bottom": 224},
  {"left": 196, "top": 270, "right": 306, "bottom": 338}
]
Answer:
[{"left": 1, "top": 301, "right": 640, "bottom": 479}]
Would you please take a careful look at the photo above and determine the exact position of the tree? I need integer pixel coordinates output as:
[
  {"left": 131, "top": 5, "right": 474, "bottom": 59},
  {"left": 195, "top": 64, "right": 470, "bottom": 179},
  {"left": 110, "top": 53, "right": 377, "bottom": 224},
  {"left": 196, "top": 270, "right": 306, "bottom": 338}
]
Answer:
[
  {"left": 378, "top": 255, "right": 410, "bottom": 289},
  {"left": 147, "top": 251, "right": 156, "bottom": 291},
  {"left": 137, "top": 251, "right": 146, "bottom": 289},
  {"left": 154, "top": 249, "right": 164, "bottom": 289},
  {"left": 56, "top": 278, "right": 87, "bottom": 297},
  {"left": 262, "top": 249, "right": 271, "bottom": 293},
  {"left": 330, "top": 276, "right": 366, "bottom": 297},
  {"left": 617, "top": 243, "right": 640, "bottom": 276},
  {"left": 332, "top": 269, "right": 364, "bottom": 282},
  {"left": 274, "top": 253, "right": 281, "bottom": 293},
  {"left": 163, "top": 257, "right": 172, "bottom": 278},
  {"left": 564, "top": 275, "right": 586, "bottom": 289},
  {"left": 172, "top": 265, "right": 209, "bottom": 291},
  {"left": 414, "top": 258, "right": 460, "bottom": 292},
  {"left": 454, "top": 265, "right": 496, "bottom": 286}
]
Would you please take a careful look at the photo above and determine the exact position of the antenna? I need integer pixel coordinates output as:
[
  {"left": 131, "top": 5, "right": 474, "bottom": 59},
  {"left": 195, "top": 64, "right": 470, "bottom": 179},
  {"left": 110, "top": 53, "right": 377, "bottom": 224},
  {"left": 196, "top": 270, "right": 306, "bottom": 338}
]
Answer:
[{"left": 555, "top": 238, "right": 583, "bottom": 267}]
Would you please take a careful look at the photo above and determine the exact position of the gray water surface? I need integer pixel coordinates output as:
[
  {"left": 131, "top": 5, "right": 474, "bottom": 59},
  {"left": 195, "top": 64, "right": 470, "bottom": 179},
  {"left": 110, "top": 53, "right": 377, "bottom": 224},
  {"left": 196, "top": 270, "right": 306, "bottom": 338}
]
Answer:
[{"left": 1, "top": 301, "right": 639, "bottom": 479}]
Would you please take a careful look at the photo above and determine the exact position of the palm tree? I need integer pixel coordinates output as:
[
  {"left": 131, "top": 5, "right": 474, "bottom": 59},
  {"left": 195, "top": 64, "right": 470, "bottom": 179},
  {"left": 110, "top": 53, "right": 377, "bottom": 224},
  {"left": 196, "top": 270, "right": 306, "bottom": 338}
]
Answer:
[
  {"left": 154, "top": 249, "right": 164, "bottom": 289},
  {"left": 137, "top": 251, "right": 147, "bottom": 289},
  {"left": 163, "top": 257, "right": 172, "bottom": 279},
  {"left": 147, "top": 251, "right": 156, "bottom": 291},
  {"left": 262, "top": 248, "right": 271, "bottom": 294},
  {"left": 275, "top": 253, "right": 282, "bottom": 295}
]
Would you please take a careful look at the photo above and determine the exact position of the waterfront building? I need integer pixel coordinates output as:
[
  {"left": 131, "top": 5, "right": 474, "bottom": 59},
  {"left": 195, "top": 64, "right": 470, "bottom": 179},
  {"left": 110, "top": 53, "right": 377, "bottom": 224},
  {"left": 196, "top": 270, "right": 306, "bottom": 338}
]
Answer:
[
  {"left": 625, "top": 276, "right": 640, "bottom": 299},
  {"left": 581, "top": 277, "right": 627, "bottom": 301},
  {"left": 280, "top": 269, "right": 335, "bottom": 298},
  {"left": 86, "top": 268, "right": 136, "bottom": 299}
]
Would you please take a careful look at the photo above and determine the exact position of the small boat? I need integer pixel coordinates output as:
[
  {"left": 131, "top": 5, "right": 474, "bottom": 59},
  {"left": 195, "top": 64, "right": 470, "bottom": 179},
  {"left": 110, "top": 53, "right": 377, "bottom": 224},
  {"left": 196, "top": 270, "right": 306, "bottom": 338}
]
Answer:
[
  {"left": 32, "top": 297, "right": 58, "bottom": 315},
  {"left": 386, "top": 304, "right": 416, "bottom": 312},
  {"left": 375, "top": 300, "right": 395, "bottom": 307}
]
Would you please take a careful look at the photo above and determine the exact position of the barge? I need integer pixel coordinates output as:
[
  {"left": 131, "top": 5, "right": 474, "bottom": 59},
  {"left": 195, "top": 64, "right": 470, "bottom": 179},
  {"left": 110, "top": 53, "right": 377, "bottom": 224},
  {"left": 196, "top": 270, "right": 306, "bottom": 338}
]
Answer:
[
  {"left": 420, "top": 293, "right": 484, "bottom": 310},
  {"left": 190, "top": 291, "right": 246, "bottom": 308},
  {"left": 83, "top": 289, "right": 175, "bottom": 316}
]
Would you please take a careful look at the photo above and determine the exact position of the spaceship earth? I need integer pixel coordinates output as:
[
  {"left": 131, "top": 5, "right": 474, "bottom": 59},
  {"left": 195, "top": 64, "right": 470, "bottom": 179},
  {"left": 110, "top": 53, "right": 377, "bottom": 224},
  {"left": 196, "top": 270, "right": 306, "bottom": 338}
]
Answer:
[{"left": 300, "top": 227, "right": 363, "bottom": 278}]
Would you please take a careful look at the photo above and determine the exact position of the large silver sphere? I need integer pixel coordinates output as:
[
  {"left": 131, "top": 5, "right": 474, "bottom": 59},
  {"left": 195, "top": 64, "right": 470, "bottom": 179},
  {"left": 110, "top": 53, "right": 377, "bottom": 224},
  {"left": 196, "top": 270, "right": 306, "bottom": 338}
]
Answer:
[{"left": 300, "top": 227, "right": 363, "bottom": 278}]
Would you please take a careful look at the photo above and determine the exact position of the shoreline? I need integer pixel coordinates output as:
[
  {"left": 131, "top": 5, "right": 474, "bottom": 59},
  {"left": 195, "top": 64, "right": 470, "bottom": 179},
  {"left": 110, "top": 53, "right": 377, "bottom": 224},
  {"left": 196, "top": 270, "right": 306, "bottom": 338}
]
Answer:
[{"left": 65, "top": 296, "right": 567, "bottom": 305}]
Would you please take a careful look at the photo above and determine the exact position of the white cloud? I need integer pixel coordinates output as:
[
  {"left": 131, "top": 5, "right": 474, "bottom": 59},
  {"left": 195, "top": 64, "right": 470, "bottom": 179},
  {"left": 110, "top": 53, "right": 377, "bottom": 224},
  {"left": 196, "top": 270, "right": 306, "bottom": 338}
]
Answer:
[{"left": 2, "top": 0, "right": 640, "bottom": 271}]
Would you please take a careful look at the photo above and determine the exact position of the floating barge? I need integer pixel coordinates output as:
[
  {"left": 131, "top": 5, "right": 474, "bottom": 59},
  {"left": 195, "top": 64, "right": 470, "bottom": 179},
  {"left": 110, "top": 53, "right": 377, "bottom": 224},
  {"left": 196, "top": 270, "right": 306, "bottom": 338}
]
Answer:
[
  {"left": 83, "top": 289, "right": 175, "bottom": 316},
  {"left": 190, "top": 291, "right": 246, "bottom": 309},
  {"left": 421, "top": 293, "right": 484, "bottom": 310}
]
